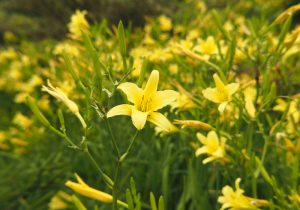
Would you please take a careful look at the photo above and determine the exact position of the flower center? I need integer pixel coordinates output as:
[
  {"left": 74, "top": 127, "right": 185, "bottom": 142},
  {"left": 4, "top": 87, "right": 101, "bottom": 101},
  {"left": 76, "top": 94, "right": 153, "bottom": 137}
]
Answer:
[{"left": 137, "top": 95, "right": 152, "bottom": 112}]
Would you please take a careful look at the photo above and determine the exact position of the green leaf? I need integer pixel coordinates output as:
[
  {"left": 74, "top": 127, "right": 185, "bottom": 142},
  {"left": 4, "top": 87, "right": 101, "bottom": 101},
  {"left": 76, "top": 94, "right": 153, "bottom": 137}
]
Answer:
[
  {"left": 150, "top": 192, "right": 157, "bottom": 210},
  {"left": 158, "top": 196, "right": 165, "bottom": 210},
  {"left": 126, "top": 189, "right": 135, "bottom": 210},
  {"left": 118, "top": 21, "right": 127, "bottom": 57}
]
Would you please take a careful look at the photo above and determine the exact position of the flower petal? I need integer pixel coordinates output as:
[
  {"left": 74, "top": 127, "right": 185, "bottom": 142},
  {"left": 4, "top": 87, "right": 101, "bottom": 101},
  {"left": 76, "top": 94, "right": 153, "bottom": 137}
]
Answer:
[
  {"left": 202, "top": 88, "right": 222, "bottom": 103},
  {"left": 117, "top": 82, "right": 143, "bottom": 104},
  {"left": 202, "top": 156, "right": 216, "bottom": 164},
  {"left": 107, "top": 104, "right": 133, "bottom": 118},
  {"left": 196, "top": 132, "right": 207, "bottom": 144},
  {"left": 195, "top": 147, "right": 207, "bottom": 156},
  {"left": 144, "top": 70, "right": 159, "bottom": 98},
  {"left": 147, "top": 112, "right": 177, "bottom": 132},
  {"left": 150, "top": 90, "right": 179, "bottom": 111},
  {"left": 131, "top": 108, "right": 148, "bottom": 130},
  {"left": 218, "top": 102, "right": 228, "bottom": 113},
  {"left": 213, "top": 73, "right": 226, "bottom": 91},
  {"left": 207, "top": 131, "right": 219, "bottom": 148},
  {"left": 245, "top": 96, "right": 256, "bottom": 118},
  {"left": 227, "top": 83, "right": 239, "bottom": 95}
]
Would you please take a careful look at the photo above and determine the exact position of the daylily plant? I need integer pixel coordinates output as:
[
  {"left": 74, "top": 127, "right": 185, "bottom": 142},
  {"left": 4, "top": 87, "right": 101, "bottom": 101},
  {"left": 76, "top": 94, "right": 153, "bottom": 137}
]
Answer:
[
  {"left": 218, "top": 178, "right": 269, "bottom": 210},
  {"left": 107, "top": 70, "right": 178, "bottom": 130},
  {"left": 202, "top": 73, "right": 239, "bottom": 113}
]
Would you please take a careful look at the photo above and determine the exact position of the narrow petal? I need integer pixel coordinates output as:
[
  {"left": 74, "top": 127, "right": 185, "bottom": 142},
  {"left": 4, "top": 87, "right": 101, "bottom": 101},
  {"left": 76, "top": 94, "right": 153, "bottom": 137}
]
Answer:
[
  {"left": 203, "top": 156, "right": 216, "bottom": 164},
  {"left": 150, "top": 90, "right": 179, "bottom": 111},
  {"left": 144, "top": 70, "right": 159, "bottom": 98},
  {"left": 195, "top": 147, "right": 207, "bottom": 156},
  {"left": 131, "top": 108, "right": 148, "bottom": 130},
  {"left": 196, "top": 133, "right": 207, "bottom": 144},
  {"left": 117, "top": 82, "right": 143, "bottom": 104},
  {"left": 207, "top": 131, "right": 219, "bottom": 148},
  {"left": 245, "top": 96, "right": 256, "bottom": 118},
  {"left": 212, "top": 148, "right": 224, "bottom": 158},
  {"left": 202, "top": 88, "right": 222, "bottom": 103},
  {"left": 147, "top": 112, "right": 177, "bottom": 132},
  {"left": 107, "top": 104, "right": 133, "bottom": 118},
  {"left": 213, "top": 73, "right": 226, "bottom": 91},
  {"left": 218, "top": 102, "right": 228, "bottom": 113},
  {"left": 227, "top": 83, "right": 239, "bottom": 95}
]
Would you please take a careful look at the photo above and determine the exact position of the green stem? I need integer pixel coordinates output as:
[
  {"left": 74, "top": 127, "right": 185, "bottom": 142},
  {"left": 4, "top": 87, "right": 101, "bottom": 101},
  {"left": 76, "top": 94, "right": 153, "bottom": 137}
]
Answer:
[
  {"left": 112, "top": 160, "right": 121, "bottom": 210},
  {"left": 123, "top": 131, "right": 139, "bottom": 159},
  {"left": 122, "top": 56, "right": 128, "bottom": 73},
  {"left": 105, "top": 119, "right": 121, "bottom": 158},
  {"left": 112, "top": 130, "right": 139, "bottom": 210},
  {"left": 85, "top": 146, "right": 114, "bottom": 188}
]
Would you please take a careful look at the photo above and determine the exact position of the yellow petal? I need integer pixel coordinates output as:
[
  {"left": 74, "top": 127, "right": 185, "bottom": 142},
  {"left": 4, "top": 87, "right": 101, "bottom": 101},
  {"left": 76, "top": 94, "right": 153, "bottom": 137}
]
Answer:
[
  {"left": 212, "top": 148, "right": 224, "bottom": 158},
  {"left": 202, "top": 88, "right": 222, "bottom": 103},
  {"left": 147, "top": 112, "right": 177, "bottom": 132},
  {"left": 202, "top": 156, "right": 217, "bottom": 164},
  {"left": 144, "top": 70, "right": 159, "bottom": 98},
  {"left": 218, "top": 102, "right": 228, "bottom": 113},
  {"left": 213, "top": 73, "right": 226, "bottom": 91},
  {"left": 107, "top": 104, "right": 133, "bottom": 118},
  {"left": 227, "top": 83, "right": 239, "bottom": 95},
  {"left": 150, "top": 90, "right": 179, "bottom": 111},
  {"left": 131, "top": 108, "right": 148, "bottom": 130},
  {"left": 117, "top": 82, "right": 143, "bottom": 104},
  {"left": 207, "top": 131, "right": 219, "bottom": 148},
  {"left": 245, "top": 96, "right": 256, "bottom": 118},
  {"left": 221, "top": 185, "right": 235, "bottom": 197},
  {"left": 196, "top": 133, "right": 207, "bottom": 144},
  {"left": 195, "top": 147, "right": 207, "bottom": 156}
]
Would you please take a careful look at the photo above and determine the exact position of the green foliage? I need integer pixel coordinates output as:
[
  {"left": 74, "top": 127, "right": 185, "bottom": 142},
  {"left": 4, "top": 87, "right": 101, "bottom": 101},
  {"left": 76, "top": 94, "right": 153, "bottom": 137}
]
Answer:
[{"left": 1, "top": 1, "right": 300, "bottom": 210}]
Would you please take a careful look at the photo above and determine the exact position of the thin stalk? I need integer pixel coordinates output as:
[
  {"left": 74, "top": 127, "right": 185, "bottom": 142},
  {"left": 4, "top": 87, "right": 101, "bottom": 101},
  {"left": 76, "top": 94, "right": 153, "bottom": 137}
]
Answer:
[
  {"left": 112, "top": 160, "right": 121, "bottom": 210},
  {"left": 112, "top": 130, "right": 139, "bottom": 210},
  {"left": 105, "top": 119, "right": 121, "bottom": 158},
  {"left": 123, "top": 131, "right": 139, "bottom": 158},
  {"left": 85, "top": 146, "right": 114, "bottom": 188}
]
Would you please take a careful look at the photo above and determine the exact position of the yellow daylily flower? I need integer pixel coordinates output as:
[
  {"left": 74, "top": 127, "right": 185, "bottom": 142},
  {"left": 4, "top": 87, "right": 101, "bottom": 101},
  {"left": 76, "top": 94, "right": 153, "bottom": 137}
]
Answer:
[
  {"left": 65, "top": 174, "right": 128, "bottom": 208},
  {"left": 171, "top": 93, "right": 196, "bottom": 111},
  {"left": 13, "top": 112, "right": 32, "bottom": 129},
  {"left": 158, "top": 15, "right": 172, "bottom": 31},
  {"left": 218, "top": 178, "right": 269, "bottom": 210},
  {"left": 42, "top": 80, "right": 87, "bottom": 129},
  {"left": 54, "top": 42, "right": 80, "bottom": 57},
  {"left": 107, "top": 70, "right": 178, "bottom": 130},
  {"left": 202, "top": 74, "right": 239, "bottom": 113},
  {"left": 193, "top": 36, "right": 218, "bottom": 58},
  {"left": 289, "top": 193, "right": 300, "bottom": 203},
  {"left": 195, "top": 131, "right": 226, "bottom": 164},
  {"left": 154, "top": 118, "right": 178, "bottom": 136},
  {"left": 170, "top": 80, "right": 196, "bottom": 111},
  {"left": 68, "top": 10, "right": 90, "bottom": 40}
]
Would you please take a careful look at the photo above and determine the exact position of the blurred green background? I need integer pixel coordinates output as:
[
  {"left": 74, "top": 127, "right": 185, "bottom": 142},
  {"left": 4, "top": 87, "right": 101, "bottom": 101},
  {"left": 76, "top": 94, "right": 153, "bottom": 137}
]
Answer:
[{"left": 0, "top": 0, "right": 297, "bottom": 42}]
